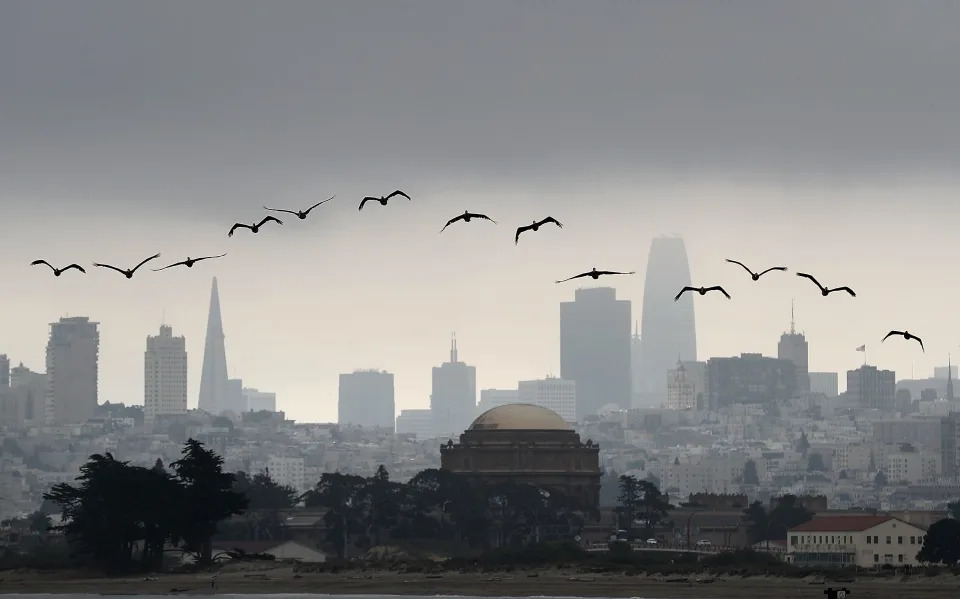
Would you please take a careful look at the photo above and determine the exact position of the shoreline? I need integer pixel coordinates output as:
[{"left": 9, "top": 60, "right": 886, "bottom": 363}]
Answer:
[{"left": 1, "top": 566, "right": 959, "bottom": 598}]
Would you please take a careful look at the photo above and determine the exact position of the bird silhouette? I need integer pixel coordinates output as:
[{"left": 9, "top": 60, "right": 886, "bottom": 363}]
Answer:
[
  {"left": 31, "top": 260, "right": 85, "bottom": 277},
  {"left": 228, "top": 216, "right": 283, "bottom": 237},
  {"left": 555, "top": 267, "right": 636, "bottom": 284},
  {"left": 515, "top": 216, "right": 563, "bottom": 244},
  {"left": 674, "top": 286, "right": 731, "bottom": 301},
  {"left": 796, "top": 272, "right": 856, "bottom": 297},
  {"left": 93, "top": 253, "right": 161, "bottom": 279},
  {"left": 152, "top": 253, "right": 227, "bottom": 271},
  {"left": 439, "top": 210, "right": 498, "bottom": 233},
  {"left": 358, "top": 190, "right": 411, "bottom": 211},
  {"left": 725, "top": 259, "right": 787, "bottom": 281},
  {"left": 263, "top": 195, "right": 335, "bottom": 219},
  {"left": 882, "top": 330, "right": 924, "bottom": 352}
]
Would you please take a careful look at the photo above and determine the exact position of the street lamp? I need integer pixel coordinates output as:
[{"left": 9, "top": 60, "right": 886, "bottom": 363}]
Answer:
[{"left": 686, "top": 508, "right": 703, "bottom": 550}]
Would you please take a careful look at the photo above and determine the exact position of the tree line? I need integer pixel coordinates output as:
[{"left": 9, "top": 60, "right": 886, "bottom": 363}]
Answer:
[{"left": 41, "top": 442, "right": 599, "bottom": 571}]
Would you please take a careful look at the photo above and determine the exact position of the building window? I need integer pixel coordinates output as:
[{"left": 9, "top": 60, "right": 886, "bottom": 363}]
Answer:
[
  {"left": 866, "top": 536, "right": 871, "bottom": 544},
  {"left": 874, "top": 536, "right": 879, "bottom": 543},
  {"left": 898, "top": 554, "right": 903, "bottom": 562},
  {"left": 874, "top": 554, "right": 879, "bottom": 563},
  {"left": 898, "top": 536, "right": 902, "bottom": 544},
  {"left": 910, "top": 536, "right": 915, "bottom": 544},
  {"left": 790, "top": 536, "right": 797, "bottom": 546},
  {"left": 886, "top": 536, "right": 891, "bottom": 544}
]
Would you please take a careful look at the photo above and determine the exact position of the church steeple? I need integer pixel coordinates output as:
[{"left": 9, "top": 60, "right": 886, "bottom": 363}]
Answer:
[
  {"left": 790, "top": 299, "right": 796, "bottom": 334},
  {"left": 450, "top": 332, "right": 458, "bottom": 363},
  {"left": 948, "top": 354, "right": 955, "bottom": 402}
]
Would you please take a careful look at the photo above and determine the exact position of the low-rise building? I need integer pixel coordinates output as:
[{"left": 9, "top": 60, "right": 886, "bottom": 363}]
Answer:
[{"left": 788, "top": 515, "right": 927, "bottom": 568}]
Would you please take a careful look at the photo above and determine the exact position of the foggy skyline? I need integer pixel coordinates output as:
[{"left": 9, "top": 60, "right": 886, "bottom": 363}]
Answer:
[{"left": 2, "top": 1, "right": 959, "bottom": 422}]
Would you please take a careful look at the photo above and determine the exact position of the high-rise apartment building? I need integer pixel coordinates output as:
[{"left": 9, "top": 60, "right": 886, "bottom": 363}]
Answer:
[
  {"left": 0, "top": 363, "right": 46, "bottom": 428},
  {"left": 666, "top": 360, "right": 699, "bottom": 410},
  {"left": 0, "top": 354, "right": 9, "bottom": 389},
  {"left": 705, "top": 353, "right": 797, "bottom": 410},
  {"left": 339, "top": 370, "right": 396, "bottom": 429},
  {"left": 638, "top": 236, "right": 697, "bottom": 408},
  {"left": 198, "top": 277, "right": 230, "bottom": 415},
  {"left": 431, "top": 335, "right": 477, "bottom": 437},
  {"left": 144, "top": 324, "right": 188, "bottom": 423},
  {"left": 777, "top": 304, "right": 809, "bottom": 394},
  {"left": 560, "top": 287, "right": 631, "bottom": 419},
  {"left": 517, "top": 377, "right": 577, "bottom": 422},
  {"left": 846, "top": 365, "right": 896, "bottom": 411},
  {"left": 227, "top": 378, "right": 245, "bottom": 413},
  {"left": 45, "top": 316, "right": 99, "bottom": 424}
]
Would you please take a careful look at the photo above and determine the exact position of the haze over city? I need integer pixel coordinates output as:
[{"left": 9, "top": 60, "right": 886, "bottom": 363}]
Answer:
[{"left": 3, "top": 1, "right": 960, "bottom": 423}]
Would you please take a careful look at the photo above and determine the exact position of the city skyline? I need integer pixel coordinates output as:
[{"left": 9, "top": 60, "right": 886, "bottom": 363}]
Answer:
[{"left": 3, "top": 2, "right": 960, "bottom": 422}]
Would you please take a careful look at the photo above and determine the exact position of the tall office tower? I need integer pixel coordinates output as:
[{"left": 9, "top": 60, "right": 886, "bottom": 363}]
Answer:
[
  {"left": 560, "top": 287, "right": 632, "bottom": 419},
  {"left": 144, "top": 324, "right": 188, "bottom": 423},
  {"left": 45, "top": 316, "right": 100, "bottom": 424},
  {"left": 198, "top": 277, "right": 230, "bottom": 415},
  {"left": 339, "top": 370, "right": 396, "bottom": 429},
  {"left": 637, "top": 235, "right": 697, "bottom": 408},
  {"left": 431, "top": 334, "right": 477, "bottom": 437},
  {"left": 630, "top": 322, "right": 642, "bottom": 407},
  {"left": 777, "top": 302, "right": 809, "bottom": 394},
  {"left": 517, "top": 377, "right": 577, "bottom": 422},
  {"left": 0, "top": 354, "right": 8, "bottom": 388}
]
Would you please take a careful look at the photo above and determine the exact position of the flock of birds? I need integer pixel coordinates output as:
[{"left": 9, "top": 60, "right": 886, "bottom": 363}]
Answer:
[{"left": 28, "top": 190, "right": 924, "bottom": 353}]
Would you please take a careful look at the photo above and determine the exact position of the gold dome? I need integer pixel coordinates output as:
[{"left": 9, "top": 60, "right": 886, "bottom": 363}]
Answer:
[{"left": 468, "top": 403, "right": 572, "bottom": 431}]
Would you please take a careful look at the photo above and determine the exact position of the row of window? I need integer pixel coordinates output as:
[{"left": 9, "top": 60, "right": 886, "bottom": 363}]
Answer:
[{"left": 791, "top": 533, "right": 925, "bottom": 546}]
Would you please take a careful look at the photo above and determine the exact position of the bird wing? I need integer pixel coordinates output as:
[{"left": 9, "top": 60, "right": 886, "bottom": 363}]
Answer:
[
  {"left": 304, "top": 195, "right": 335, "bottom": 214},
  {"left": 262, "top": 206, "right": 298, "bottom": 216},
  {"left": 674, "top": 286, "right": 696, "bottom": 301},
  {"left": 439, "top": 214, "right": 465, "bottom": 233},
  {"left": 64, "top": 264, "right": 86, "bottom": 273},
  {"left": 515, "top": 225, "right": 532, "bottom": 244},
  {"left": 757, "top": 266, "right": 788, "bottom": 276},
  {"left": 228, "top": 223, "right": 251, "bottom": 236},
  {"left": 257, "top": 215, "right": 283, "bottom": 227},
  {"left": 555, "top": 272, "right": 591, "bottom": 284},
  {"left": 387, "top": 190, "right": 411, "bottom": 200},
  {"left": 914, "top": 336, "right": 925, "bottom": 352},
  {"left": 882, "top": 331, "right": 905, "bottom": 342},
  {"left": 474, "top": 213, "right": 498, "bottom": 224},
  {"left": 130, "top": 253, "right": 161, "bottom": 273},
  {"left": 93, "top": 263, "right": 127, "bottom": 275},
  {"left": 706, "top": 286, "right": 732, "bottom": 299},
  {"left": 796, "top": 272, "right": 825, "bottom": 290},
  {"left": 540, "top": 216, "right": 563, "bottom": 228},
  {"left": 595, "top": 270, "right": 636, "bottom": 276},
  {"left": 30, "top": 259, "right": 53, "bottom": 270},
  {"left": 196, "top": 253, "right": 227, "bottom": 262},
  {"left": 830, "top": 286, "right": 856, "bottom": 297},
  {"left": 152, "top": 261, "right": 186, "bottom": 271},
  {"left": 358, "top": 197, "right": 377, "bottom": 211},
  {"left": 725, "top": 259, "right": 755, "bottom": 276}
]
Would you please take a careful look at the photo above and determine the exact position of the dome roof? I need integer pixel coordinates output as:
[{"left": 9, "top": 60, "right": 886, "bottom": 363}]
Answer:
[{"left": 468, "top": 403, "right": 573, "bottom": 431}]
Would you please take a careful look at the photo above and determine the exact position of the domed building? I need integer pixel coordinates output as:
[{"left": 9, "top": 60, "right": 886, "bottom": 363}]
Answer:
[{"left": 439, "top": 403, "right": 601, "bottom": 508}]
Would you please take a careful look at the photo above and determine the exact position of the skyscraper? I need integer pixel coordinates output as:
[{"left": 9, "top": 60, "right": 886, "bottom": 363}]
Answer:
[
  {"left": 198, "top": 277, "right": 229, "bottom": 415},
  {"left": 777, "top": 301, "right": 809, "bottom": 394},
  {"left": 560, "top": 287, "right": 632, "bottom": 419},
  {"left": 630, "top": 322, "right": 642, "bottom": 406},
  {"left": 0, "top": 354, "right": 8, "bottom": 389},
  {"left": 144, "top": 324, "right": 188, "bottom": 423},
  {"left": 339, "top": 370, "right": 396, "bottom": 429},
  {"left": 431, "top": 334, "right": 477, "bottom": 437},
  {"left": 45, "top": 316, "right": 99, "bottom": 424},
  {"left": 637, "top": 235, "right": 697, "bottom": 407}
]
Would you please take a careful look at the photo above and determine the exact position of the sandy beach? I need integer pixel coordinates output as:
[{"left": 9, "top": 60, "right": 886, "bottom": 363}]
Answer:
[{"left": 1, "top": 565, "right": 959, "bottom": 598}]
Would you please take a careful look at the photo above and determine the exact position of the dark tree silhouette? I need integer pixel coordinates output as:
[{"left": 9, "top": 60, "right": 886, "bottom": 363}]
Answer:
[
  {"left": 917, "top": 518, "right": 959, "bottom": 564},
  {"left": 170, "top": 439, "right": 247, "bottom": 565},
  {"left": 807, "top": 453, "right": 827, "bottom": 472}
]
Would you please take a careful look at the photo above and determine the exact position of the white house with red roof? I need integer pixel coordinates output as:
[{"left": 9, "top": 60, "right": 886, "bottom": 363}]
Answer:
[{"left": 788, "top": 515, "right": 927, "bottom": 568}]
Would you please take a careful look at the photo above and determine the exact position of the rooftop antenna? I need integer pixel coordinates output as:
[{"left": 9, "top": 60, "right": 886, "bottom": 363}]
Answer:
[{"left": 790, "top": 299, "right": 796, "bottom": 334}]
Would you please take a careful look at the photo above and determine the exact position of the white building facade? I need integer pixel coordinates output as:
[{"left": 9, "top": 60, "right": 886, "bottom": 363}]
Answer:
[
  {"left": 144, "top": 325, "right": 188, "bottom": 423},
  {"left": 517, "top": 377, "right": 576, "bottom": 422}
]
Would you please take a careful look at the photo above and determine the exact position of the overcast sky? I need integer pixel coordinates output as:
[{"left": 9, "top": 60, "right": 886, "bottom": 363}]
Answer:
[{"left": 2, "top": 0, "right": 959, "bottom": 423}]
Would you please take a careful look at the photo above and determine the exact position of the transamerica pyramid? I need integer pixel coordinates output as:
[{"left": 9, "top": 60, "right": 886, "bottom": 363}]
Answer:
[{"left": 198, "top": 277, "right": 229, "bottom": 414}]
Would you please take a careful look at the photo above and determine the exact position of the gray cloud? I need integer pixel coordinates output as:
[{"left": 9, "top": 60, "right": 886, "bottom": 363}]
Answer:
[{"left": 3, "top": 0, "right": 960, "bottom": 216}]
